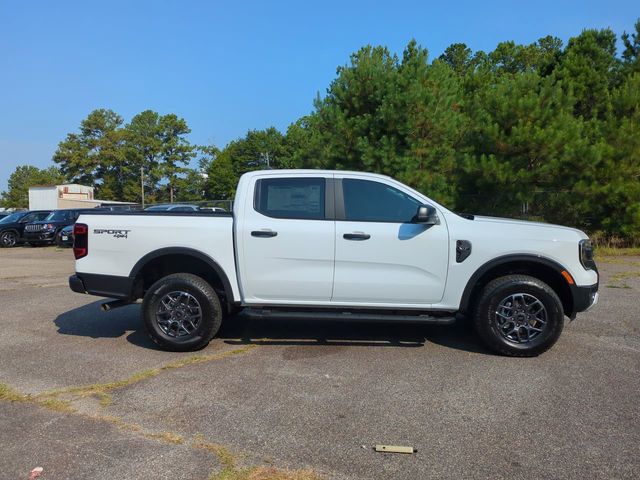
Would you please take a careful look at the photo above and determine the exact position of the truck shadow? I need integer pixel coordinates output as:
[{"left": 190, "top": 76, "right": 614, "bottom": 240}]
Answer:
[
  {"left": 54, "top": 301, "right": 491, "bottom": 354},
  {"left": 53, "top": 300, "right": 158, "bottom": 349}
]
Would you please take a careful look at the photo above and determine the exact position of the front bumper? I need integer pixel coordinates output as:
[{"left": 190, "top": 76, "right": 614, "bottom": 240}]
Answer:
[
  {"left": 569, "top": 282, "right": 599, "bottom": 319},
  {"left": 24, "top": 231, "right": 56, "bottom": 243}
]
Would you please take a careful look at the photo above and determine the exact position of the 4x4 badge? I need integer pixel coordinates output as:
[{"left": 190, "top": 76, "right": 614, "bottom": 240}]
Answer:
[{"left": 93, "top": 229, "right": 131, "bottom": 239}]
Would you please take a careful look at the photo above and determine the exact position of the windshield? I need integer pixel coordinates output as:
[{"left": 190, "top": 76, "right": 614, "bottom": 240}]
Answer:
[
  {"left": 45, "top": 210, "right": 77, "bottom": 222},
  {"left": 0, "top": 212, "right": 24, "bottom": 224}
]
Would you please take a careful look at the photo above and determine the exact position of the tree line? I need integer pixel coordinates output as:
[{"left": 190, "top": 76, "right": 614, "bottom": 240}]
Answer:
[{"left": 2, "top": 21, "right": 639, "bottom": 241}]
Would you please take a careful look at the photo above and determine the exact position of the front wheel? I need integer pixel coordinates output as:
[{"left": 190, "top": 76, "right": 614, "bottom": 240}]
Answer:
[
  {"left": 142, "top": 273, "right": 223, "bottom": 351},
  {"left": 473, "top": 275, "right": 564, "bottom": 357},
  {"left": 0, "top": 230, "right": 18, "bottom": 248}
]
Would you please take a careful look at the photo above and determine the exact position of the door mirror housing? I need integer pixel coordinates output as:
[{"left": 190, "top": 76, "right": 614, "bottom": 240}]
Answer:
[{"left": 414, "top": 205, "right": 438, "bottom": 225}]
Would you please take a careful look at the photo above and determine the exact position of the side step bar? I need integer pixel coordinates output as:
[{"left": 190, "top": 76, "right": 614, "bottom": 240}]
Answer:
[{"left": 242, "top": 308, "right": 456, "bottom": 325}]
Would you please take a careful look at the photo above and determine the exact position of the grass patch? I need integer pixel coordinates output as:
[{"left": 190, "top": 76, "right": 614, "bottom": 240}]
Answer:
[
  {"left": 596, "top": 257, "right": 640, "bottom": 266},
  {"left": 194, "top": 434, "right": 238, "bottom": 470},
  {"left": 0, "top": 383, "right": 28, "bottom": 402},
  {"left": 96, "top": 415, "right": 184, "bottom": 445},
  {"left": 193, "top": 434, "right": 321, "bottom": 480},
  {"left": 37, "top": 345, "right": 256, "bottom": 406},
  {"left": 0, "top": 383, "right": 75, "bottom": 412},
  {"left": 145, "top": 431, "right": 185, "bottom": 444},
  {"left": 245, "top": 467, "right": 322, "bottom": 480},
  {"left": 37, "top": 397, "right": 75, "bottom": 413},
  {"left": 604, "top": 270, "right": 640, "bottom": 289},
  {"left": 595, "top": 247, "right": 640, "bottom": 257}
]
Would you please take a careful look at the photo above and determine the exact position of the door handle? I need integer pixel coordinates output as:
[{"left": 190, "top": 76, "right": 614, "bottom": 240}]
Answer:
[
  {"left": 343, "top": 232, "right": 371, "bottom": 241},
  {"left": 251, "top": 230, "right": 278, "bottom": 238}
]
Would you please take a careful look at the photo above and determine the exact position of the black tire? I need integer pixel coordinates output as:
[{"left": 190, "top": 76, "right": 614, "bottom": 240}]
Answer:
[
  {"left": 142, "top": 273, "right": 223, "bottom": 352},
  {"left": 473, "top": 274, "right": 564, "bottom": 357},
  {"left": 0, "top": 230, "right": 19, "bottom": 248}
]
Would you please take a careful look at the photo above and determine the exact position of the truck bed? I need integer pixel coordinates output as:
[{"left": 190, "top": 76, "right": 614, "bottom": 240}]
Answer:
[{"left": 75, "top": 211, "right": 240, "bottom": 300}]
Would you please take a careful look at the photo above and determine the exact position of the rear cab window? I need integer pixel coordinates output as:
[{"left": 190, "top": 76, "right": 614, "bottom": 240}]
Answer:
[{"left": 254, "top": 177, "right": 326, "bottom": 220}]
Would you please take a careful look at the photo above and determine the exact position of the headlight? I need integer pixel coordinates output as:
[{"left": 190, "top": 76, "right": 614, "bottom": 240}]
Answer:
[
  {"left": 579, "top": 239, "right": 596, "bottom": 270},
  {"left": 42, "top": 223, "right": 55, "bottom": 231}
]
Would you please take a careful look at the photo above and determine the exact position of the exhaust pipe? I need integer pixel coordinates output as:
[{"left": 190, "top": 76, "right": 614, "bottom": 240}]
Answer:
[{"left": 101, "top": 299, "right": 132, "bottom": 311}]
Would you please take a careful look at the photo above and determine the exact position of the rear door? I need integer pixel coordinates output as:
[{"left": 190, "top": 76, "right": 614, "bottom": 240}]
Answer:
[
  {"left": 237, "top": 174, "right": 335, "bottom": 303},
  {"left": 332, "top": 176, "right": 449, "bottom": 305}
]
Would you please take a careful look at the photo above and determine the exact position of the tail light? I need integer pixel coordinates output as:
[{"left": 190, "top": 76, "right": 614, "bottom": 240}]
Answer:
[{"left": 73, "top": 223, "right": 88, "bottom": 259}]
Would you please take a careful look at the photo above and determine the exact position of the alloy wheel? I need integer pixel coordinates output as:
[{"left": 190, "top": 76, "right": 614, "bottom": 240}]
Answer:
[
  {"left": 495, "top": 293, "right": 548, "bottom": 344},
  {"left": 155, "top": 291, "right": 203, "bottom": 338}
]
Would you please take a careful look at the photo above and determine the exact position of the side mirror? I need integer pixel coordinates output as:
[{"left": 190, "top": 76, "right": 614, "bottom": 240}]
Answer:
[{"left": 414, "top": 205, "right": 438, "bottom": 225}]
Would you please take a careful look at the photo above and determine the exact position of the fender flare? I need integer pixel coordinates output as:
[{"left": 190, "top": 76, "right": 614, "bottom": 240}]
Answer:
[
  {"left": 129, "top": 247, "right": 235, "bottom": 304},
  {"left": 459, "top": 254, "right": 572, "bottom": 313}
]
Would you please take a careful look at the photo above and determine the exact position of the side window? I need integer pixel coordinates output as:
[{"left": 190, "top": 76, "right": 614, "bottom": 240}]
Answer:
[
  {"left": 35, "top": 212, "right": 49, "bottom": 221},
  {"left": 255, "top": 177, "right": 325, "bottom": 220},
  {"left": 342, "top": 179, "right": 421, "bottom": 223}
]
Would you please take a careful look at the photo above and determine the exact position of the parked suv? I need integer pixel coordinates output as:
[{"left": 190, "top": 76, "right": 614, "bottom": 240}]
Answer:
[
  {"left": 0, "top": 210, "right": 52, "bottom": 247},
  {"left": 23, "top": 208, "right": 101, "bottom": 246}
]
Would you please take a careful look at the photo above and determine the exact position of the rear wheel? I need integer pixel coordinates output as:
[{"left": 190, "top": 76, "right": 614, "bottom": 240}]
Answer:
[
  {"left": 142, "top": 273, "right": 222, "bottom": 351},
  {"left": 0, "top": 230, "right": 18, "bottom": 248},
  {"left": 473, "top": 275, "right": 564, "bottom": 357}
]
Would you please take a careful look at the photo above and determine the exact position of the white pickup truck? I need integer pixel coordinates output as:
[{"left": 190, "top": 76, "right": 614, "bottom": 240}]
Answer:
[{"left": 69, "top": 170, "right": 598, "bottom": 356}]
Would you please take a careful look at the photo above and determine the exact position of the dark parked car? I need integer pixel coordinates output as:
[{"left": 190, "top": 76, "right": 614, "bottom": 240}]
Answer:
[
  {"left": 0, "top": 210, "right": 52, "bottom": 247},
  {"left": 23, "top": 208, "right": 102, "bottom": 246},
  {"left": 55, "top": 224, "right": 74, "bottom": 247}
]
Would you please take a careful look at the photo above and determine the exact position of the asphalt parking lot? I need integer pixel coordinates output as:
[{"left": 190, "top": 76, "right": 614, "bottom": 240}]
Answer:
[{"left": 0, "top": 246, "right": 638, "bottom": 480}]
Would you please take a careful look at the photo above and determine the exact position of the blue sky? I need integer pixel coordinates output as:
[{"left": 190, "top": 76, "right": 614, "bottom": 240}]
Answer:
[{"left": 0, "top": 0, "right": 637, "bottom": 192}]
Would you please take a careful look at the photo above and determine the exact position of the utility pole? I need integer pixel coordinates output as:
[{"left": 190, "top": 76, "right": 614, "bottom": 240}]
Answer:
[
  {"left": 260, "top": 151, "right": 271, "bottom": 169},
  {"left": 141, "top": 165, "right": 145, "bottom": 208}
]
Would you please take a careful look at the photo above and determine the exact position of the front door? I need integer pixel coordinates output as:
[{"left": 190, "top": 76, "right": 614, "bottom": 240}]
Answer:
[
  {"left": 238, "top": 174, "right": 335, "bottom": 304},
  {"left": 332, "top": 176, "right": 449, "bottom": 305}
]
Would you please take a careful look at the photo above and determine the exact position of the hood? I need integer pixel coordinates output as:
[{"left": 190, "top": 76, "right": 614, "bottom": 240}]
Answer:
[{"left": 472, "top": 215, "right": 587, "bottom": 238}]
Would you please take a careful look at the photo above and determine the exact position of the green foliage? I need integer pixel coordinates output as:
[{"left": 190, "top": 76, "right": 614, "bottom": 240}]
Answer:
[
  {"left": 622, "top": 20, "right": 640, "bottom": 74},
  {"left": 53, "top": 109, "right": 196, "bottom": 204},
  {"left": 204, "top": 127, "right": 294, "bottom": 198},
  {"left": 1, "top": 165, "right": 65, "bottom": 208},
  {"left": 275, "top": 25, "right": 638, "bottom": 239},
  {"left": 44, "top": 19, "right": 640, "bottom": 240},
  {"left": 53, "top": 109, "right": 127, "bottom": 199}
]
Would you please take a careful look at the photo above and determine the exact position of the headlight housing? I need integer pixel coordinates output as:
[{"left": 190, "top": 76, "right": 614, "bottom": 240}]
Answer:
[{"left": 579, "top": 239, "right": 596, "bottom": 270}]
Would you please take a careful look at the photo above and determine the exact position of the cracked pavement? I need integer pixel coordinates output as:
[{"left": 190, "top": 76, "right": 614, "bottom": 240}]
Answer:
[{"left": 1, "top": 246, "right": 639, "bottom": 479}]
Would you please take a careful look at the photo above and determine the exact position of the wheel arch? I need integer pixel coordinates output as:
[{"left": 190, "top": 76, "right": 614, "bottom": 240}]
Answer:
[
  {"left": 129, "top": 247, "right": 235, "bottom": 311},
  {"left": 459, "top": 255, "right": 574, "bottom": 317}
]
